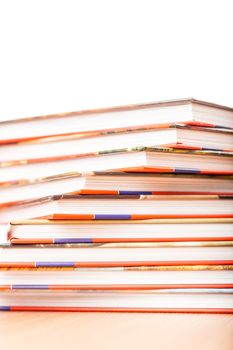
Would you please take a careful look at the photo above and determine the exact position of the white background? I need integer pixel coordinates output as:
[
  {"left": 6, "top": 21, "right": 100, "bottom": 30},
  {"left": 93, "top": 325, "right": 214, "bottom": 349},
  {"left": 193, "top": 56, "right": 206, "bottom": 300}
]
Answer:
[{"left": 0, "top": 0, "right": 232, "bottom": 121}]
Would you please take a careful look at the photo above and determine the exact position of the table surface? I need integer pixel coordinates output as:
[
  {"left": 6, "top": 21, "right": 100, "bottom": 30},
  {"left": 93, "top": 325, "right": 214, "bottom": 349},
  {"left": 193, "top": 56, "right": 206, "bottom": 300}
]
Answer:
[{"left": 1, "top": 312, "right": 233, "bottom": 350}]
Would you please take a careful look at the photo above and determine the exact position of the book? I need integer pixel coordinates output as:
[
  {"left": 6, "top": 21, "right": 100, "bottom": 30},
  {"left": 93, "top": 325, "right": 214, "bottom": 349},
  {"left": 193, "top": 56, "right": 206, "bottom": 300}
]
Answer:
[
  {"left": 8, "top": 219, "right": 233, "bottom": 244},
  {"left": 1, "top": 126, "right": 232, "bottom": 164},
  {"left": 1, "top": 149, "right": 233, "bottom": 185},
  {"left": 0, "top": 195, "right": 233, "bottom": 222},
  {"left": 1, "top": 173, "right": 233, "bottom": 206},
  {"left": 0, "top": 245, "right": 232, "bottom": 268},
  {"left": 0, "top": 290, "right": 232, "bottom": 313},
  {"left": 1, "top": 98, "right": 233, "bottom": 145},
  {"left": 3, "top": 172, "right": 233, "bottom": 193},
  {"left": 0, "top": 269, "right": 232, "bottom": 290}
]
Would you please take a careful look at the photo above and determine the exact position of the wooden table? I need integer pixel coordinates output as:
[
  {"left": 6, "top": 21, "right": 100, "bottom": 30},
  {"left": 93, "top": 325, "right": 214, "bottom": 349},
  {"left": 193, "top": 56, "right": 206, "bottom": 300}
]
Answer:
[{"left": 1, "top": 312, "right": 233, "bottom": 350}]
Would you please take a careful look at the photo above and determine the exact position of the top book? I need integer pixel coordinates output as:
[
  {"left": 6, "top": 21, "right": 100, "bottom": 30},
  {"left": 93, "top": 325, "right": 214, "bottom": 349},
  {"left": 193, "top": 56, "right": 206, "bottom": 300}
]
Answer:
[{"left": 0, "top": 98, "right": 233, "bottom": 144}]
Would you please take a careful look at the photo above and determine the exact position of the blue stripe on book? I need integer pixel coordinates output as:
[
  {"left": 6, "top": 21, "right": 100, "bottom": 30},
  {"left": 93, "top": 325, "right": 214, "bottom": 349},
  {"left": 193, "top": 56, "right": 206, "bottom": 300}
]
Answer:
[
  {"left": 0, "top": 306, "right": 10, "bottom": 311},
  {"left": 94, "top": 214, "right": 132, "bottom": 220},
  {"left": 12, "top": 285, "right": 49, "bottom": 290},
  {"left": 36, "top": 262, "right": 75, "bottom": 267},
  {"left": 54, "top": 238, "right": 93, "bottom": 244},
  {"left": 174, "top": 168, "right": 201, "bottom": 174},
  {"left": 119, "top": 191, "right": 152, "bottom": 195}
]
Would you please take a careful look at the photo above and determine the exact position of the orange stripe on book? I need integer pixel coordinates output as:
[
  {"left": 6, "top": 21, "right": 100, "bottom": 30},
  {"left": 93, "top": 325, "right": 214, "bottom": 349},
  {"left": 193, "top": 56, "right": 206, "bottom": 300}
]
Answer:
[
  {"left": 162, "top": 144, "right": 202, "bottom": 150},
  {"left": 74, "top": 260, "right": 233, "bottom": 268},
  {"left": 0, "top": 262, "right": 36, "bottom": 268},
  {"left": 92, "top": 237, "right": 233, "bottom": 243},
  {"left": 10, "top": 238, "right": 54, "bottom": 245},
  {"left": 201, "top": 170, "right": 233, "bottom": 175},
  {"left": 48, "top": 284, "right": 233, "bottom": 290},
  {"left": 48, "top": 214, "right": 95, "bottom": 220},
  {"left": 152, "top": 192, "right": 233, "bottom": 195},
  {"left": 0, "top": 285, "right": 12, "bottom": 291},
  {"left": 9, "top": 306, "right": 233, "bottom": 313},
  {"left": 185, "top": 121, "right": 215, "bottom": 127},
  {"left": 131, "top": 214, "right": 233, "bottom": 220}
]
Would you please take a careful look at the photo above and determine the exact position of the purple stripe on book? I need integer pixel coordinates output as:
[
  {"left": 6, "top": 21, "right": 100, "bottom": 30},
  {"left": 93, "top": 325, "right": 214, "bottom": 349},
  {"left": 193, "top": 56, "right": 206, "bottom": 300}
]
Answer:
[
  {"left": 202, "top": 147, "right": 224, "bottom": 152},
  {"left": 54, "top": 238, "right": 93, "bottom": 244},
  {"left": 174, "top": 168, "right": 201, "bottom": 174},
  {"left": 0, "top": 306, "right": 10, "bottom": 311},
  {"left": 36, "top": 262, "right": 75, "bottom": 267},
  {"left": 12, "top": 285, "right": 49, "bottom": 290},
  {"left": 94, "top": 214, "right": 132, "bottom": 220},
  {"left": 119, "top": 191, "right": 152, "bottom": 195},
  {"left": 215, "top": 125, "right": 233, "bottom": 130}
]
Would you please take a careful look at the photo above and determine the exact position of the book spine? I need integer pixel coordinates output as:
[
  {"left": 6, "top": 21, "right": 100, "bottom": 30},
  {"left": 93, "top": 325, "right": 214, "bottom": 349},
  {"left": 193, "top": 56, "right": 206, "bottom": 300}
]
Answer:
[
  {"left": 0, "top": 306, "right": 232, "bottom": 313},
  {"left": 1, "top": 260, "right": 233, "bottom": 268},
  {"left": 48, "top": 214, "right": 233, "bottom": 220},
  {"left": 1, "top": 265, "right": 233, "bottom": 271},
  {"left": 1, "top": 284, "right": 233, "bottom": 291},
  {"left": 9, "top": 238, "right": 233, "bottom": 245}
]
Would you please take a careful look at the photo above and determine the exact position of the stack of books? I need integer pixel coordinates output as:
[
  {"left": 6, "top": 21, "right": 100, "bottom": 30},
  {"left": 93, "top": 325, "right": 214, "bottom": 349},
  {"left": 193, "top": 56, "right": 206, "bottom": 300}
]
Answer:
[{"left": 0, "top": 98, "right": 233, "bottom": 312}]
